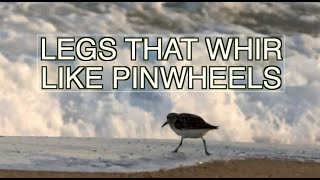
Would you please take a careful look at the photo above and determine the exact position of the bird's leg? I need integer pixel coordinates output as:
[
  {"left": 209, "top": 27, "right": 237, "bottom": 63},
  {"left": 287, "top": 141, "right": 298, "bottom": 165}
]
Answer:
[
  {"left": 173, "top": 137, "right": 184, "bottom": 153},
  {"left": 201, "top": 137, "right": 210, "bottom": 155}
]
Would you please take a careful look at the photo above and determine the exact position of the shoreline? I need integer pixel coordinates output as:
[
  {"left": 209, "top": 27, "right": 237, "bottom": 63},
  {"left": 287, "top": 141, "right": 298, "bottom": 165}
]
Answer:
[{"left": 1, "top": 158, "right": 320, "bottom": 178}]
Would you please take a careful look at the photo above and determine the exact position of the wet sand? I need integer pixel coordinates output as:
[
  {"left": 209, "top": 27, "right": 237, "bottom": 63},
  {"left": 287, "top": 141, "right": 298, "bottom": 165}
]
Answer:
[{"left": 1, "top": 158, "right": 320, "bottom": 178}]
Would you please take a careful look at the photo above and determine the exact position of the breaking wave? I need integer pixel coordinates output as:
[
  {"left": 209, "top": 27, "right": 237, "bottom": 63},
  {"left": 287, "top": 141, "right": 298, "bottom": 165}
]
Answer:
[{"left": 0, "top": 2, "right": 320, "bottom": 145}]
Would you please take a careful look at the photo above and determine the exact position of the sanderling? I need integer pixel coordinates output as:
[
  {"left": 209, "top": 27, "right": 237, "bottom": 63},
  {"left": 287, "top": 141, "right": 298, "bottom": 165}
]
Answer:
[{"left": 162, "top": 112, "right": 219, "bottom": 155}]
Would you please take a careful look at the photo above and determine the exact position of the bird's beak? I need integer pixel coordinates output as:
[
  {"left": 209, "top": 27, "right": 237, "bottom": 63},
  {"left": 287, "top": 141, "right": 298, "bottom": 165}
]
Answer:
[{"left": 162, "top": 121, "right": 168, "bottom": 127}]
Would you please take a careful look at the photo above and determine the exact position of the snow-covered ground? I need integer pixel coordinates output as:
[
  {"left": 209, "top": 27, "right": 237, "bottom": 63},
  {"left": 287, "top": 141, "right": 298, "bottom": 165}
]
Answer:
[{"left": 0, "top": 137, "right": 319, "bottom": 173}]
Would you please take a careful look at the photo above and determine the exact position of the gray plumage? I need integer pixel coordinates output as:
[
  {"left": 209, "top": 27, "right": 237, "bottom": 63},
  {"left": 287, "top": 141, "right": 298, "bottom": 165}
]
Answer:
[{"left": 162, "top": 112, "right": 219, "bottom": 155}]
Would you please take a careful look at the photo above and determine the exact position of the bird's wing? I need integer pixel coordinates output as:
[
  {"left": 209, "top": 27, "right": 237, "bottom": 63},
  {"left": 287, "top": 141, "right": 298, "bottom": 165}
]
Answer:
[{"left": 174, "top": 113, "right": 219, "bottom": 130}]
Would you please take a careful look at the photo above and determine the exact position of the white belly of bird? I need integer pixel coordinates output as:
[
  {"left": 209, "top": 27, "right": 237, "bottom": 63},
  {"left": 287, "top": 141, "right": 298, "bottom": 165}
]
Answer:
[{"left": 172, "top": 128, "right": 210, "bottom": 138}]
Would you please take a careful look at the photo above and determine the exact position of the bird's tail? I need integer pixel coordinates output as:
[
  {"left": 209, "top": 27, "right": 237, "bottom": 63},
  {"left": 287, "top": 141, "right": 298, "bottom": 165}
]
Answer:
[{"left": 211, "top": 125, "right": 219, "bottom": 130}]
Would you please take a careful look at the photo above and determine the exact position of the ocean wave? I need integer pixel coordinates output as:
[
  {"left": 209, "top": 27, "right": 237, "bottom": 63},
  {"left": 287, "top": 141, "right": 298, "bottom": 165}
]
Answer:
[{"left": 0, "top": 2, "right": 319, "bottom": 145}]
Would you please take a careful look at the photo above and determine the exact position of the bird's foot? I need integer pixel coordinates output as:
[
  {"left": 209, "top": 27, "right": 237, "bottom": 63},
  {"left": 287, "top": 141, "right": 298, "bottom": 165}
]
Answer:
[
  {"left": 172, "top": 150, "right": 178, "bottom": 153},
  {"left": 205, "top": 152, "right": 211, "bottom": 156}
]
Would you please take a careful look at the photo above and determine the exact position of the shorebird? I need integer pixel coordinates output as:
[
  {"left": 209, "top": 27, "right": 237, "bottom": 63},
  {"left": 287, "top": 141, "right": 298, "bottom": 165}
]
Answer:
[{"left": 162, "top": 112, "right": 219, "bottom": 155}]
